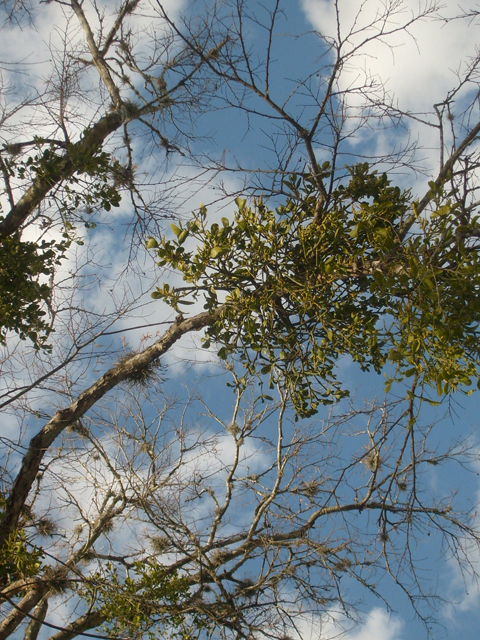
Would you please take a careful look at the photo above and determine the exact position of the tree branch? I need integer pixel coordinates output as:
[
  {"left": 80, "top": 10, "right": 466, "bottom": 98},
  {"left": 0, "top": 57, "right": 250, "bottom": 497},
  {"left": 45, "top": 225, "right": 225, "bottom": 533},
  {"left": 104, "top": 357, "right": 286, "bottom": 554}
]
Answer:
[{"left": 0, "top": 307, "right": 223, "bottom": 547}]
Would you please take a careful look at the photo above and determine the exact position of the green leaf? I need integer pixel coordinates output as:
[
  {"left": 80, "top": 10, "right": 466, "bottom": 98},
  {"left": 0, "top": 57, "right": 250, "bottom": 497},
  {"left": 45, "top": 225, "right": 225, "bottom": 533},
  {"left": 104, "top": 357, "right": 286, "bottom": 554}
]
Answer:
[
  {"left": 350, "top": 223, "right": 360, "bottom": 238},
  {"left": 170, "top": 223, "right": 182, "bottom": 237},
  {"left": 146, "top": 237, "right": 158, "bottom": 249},
  {"left": 218, "top": 346, "right": 229, "bottom": 360},
  {"left": 211, "top": 246, "right": 229, "bottom": 258},
  {"left": 177, "top": 229, "right": 189, "bottom": 245}
]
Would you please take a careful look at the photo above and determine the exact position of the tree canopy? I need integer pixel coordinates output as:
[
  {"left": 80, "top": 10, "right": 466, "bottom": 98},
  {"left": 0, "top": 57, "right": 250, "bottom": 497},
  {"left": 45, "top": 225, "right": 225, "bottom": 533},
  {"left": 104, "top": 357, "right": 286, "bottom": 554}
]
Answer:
[
  {"left": 152, "top": 164, "right": 480, "bottom": 415},
  {"left": 2, "top": 1, "right": 480, "bottom": 640}
]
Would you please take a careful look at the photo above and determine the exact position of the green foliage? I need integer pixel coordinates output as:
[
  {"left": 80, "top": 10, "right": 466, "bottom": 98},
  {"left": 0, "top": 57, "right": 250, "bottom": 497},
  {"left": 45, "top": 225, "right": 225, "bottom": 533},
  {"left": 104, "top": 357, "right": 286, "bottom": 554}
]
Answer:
[
  {"left": 0, "top": 234, "right": 70, "bottom": 348},
  {"left": 3, "top": 139, "right": 122, "bottom": 228},
  {"left": 0, "top": 140, "right": 124, "bottom": 347},
  {"left": 0, "top": 531, "right": 43, "bottom": 583},
  {"left": 0, "top": 494, "right": 43, "bottom": 583},
  {"left": 81, "top": 559, "right": 196, "bottom": 640},
  {"left": 150, "top": 164, "right": 480, "bottom": 416},
  {"left": 7, "top": 141, "right": 122, "bottom": 219}
]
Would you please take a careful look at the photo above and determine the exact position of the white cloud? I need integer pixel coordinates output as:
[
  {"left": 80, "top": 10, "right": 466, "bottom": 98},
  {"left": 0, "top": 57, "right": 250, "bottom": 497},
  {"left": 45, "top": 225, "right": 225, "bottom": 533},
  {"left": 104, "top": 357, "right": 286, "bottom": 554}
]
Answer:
[
  {"left": 441, "top": 445, "right": 480, "bottom": 618},
  {"left": 298, "top": 608, "right": 405, "bottom": 640},
  {"left": 301, "top": 0, "right": 480, "bottom": 186},
  {"left": 341, "top": 608, "right": 404, "bottom": 640},
  {"left": 301, "top": 0, "right": 478, "bottom": 110}
]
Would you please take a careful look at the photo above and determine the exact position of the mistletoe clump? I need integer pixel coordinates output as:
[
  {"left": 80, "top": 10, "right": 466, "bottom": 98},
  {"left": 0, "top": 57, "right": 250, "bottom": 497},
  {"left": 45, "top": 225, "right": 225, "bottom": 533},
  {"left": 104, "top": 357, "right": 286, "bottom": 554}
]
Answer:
[{"left": 150, "top": 164, "right": 480, "bottom": 416}]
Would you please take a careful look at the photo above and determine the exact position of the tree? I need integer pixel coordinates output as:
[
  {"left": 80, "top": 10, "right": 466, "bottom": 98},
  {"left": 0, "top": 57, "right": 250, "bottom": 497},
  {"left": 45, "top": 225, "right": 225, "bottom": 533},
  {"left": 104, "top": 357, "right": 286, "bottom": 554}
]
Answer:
[
  {"left": 153, "top": 164, "right": 480, "bottom": 416},
  {"left": 1, "top": 1, "right": 480, "bottom": 639},
  {"left": 0, "top": 0, "right": 225, "bottom": 346}
]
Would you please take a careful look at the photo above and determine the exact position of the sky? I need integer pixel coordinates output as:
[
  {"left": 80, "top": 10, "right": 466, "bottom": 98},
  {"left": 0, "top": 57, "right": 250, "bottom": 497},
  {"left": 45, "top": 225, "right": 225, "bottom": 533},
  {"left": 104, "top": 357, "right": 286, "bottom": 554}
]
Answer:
[
  {"left": 296, "top": 3, "right": 480, "bottom": 638},
  {"left": 2, "top": 1, "right": 480, "bottom": 640}
]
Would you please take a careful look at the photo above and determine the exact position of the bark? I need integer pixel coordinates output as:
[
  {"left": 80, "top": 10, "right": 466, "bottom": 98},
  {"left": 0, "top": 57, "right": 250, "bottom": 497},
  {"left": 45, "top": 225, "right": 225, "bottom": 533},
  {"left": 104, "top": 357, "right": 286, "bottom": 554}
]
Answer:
[
  {"left": 24, "top": 596, "right": 48, "bottom": 640},
  {"left": 45, "top": 610, "right": 106, "bottom": 640},
  {"left": 0, "top": 110, "right": 125, "bottom": 239},
  {"left": 0, "top": 307, "right": 223, "bottom": 547},
  {"left": 0, "top": 588, "right": 46, "bottom": 640}
]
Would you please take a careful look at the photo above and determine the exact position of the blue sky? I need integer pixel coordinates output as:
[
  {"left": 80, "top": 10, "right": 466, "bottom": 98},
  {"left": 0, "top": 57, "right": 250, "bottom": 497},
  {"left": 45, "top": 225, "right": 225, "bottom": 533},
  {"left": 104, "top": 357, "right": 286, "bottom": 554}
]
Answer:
[{"left": 2, "top": 1, "right": 480, "bottom": 639}]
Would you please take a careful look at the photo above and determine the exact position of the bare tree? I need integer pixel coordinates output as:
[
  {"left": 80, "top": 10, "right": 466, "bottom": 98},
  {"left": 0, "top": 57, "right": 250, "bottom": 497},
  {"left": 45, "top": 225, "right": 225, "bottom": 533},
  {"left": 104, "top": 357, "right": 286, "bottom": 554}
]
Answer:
[
  {"left": 2, "top": 371, "right": 479, "bottom": 640},
  {"left": 2, "top": 1, "right": 480, "bottom": 639}
]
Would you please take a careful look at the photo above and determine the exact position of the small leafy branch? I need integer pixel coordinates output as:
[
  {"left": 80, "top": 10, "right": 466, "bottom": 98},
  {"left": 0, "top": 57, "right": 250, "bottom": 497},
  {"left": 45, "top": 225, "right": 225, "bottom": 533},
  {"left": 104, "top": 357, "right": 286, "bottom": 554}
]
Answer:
[
  {"left": 0, "top": 234, "right": 70, "bottom": 348},
  {"left": 0, "top": 140, "right": 125, "bottom": 347},
  {"left": 150, "top": 164, "right": 480, "bottom": 416},
  {"left": 0, "top": 492, "right": 43, "bottom": 585},
  {"left": 7, "top": 140, "right": 123, "bottom": 220},
  {"left": 80, "top": 560, "right": 196, "bottom": 640}
]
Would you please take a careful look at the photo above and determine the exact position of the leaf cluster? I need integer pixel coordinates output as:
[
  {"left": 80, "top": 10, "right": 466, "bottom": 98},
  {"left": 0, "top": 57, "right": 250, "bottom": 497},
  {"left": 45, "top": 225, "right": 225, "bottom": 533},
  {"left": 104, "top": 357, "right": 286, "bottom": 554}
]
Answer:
[
  {"left": 0, "top": 234, "right": 70, "bottom": 348},
  {"left": 83, "top": 560, "right": 194, "bottom": 640},
  {"left": 0, "top": 531, "right": 43, "bottom": 584},
  {"left": 150, "top": 164, "right": 480, "bottom": 415},
  {"left": 0, "top": 141, "right": 125, "bottom": 347},
  {"left": 0, "top": 495, "right": 43, "bottom": 584},
  {"left": 7, "top": 141, "right": 122, "bottom": 221}
]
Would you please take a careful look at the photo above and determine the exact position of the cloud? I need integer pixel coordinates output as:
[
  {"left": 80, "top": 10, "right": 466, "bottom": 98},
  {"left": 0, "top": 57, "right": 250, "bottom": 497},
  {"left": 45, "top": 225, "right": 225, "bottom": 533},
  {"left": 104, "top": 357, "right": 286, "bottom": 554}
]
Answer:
[
  {"left": 298, "top": 607, "right": 405, "bottom": 640},
  {"left": 341, "top": 608, "right": 404, "bottom": 640},
  {"left": 441, "top": 443, "right": 480, "bottom": 618},
  {"left": 301, "top": 0, "right": 478, "bottom": 109},
  {"left": 300, "top": 0, "right": 480, "bottom": 186}
]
